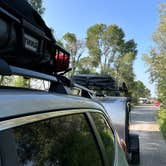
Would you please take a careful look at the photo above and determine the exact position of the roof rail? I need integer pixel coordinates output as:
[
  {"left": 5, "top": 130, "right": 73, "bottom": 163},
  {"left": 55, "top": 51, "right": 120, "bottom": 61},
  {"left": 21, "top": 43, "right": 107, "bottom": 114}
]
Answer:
[{"left": 0, "top": 59, "right": 57, "bottom": 82}]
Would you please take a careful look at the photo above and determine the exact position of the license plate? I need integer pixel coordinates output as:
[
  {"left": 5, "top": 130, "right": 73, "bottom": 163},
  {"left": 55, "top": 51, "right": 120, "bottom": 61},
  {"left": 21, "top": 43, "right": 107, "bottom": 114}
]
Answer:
[{"left": 24, "top": 34, "right": 39, "bottom": 52}]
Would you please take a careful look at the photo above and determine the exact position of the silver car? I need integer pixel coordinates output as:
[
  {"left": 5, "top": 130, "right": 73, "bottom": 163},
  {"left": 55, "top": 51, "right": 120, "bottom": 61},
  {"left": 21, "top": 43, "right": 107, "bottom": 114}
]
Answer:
[
  {"left": 0, "top": 1, "right": 128, "bottom": 164},
  {"left": 71, "top": 75, "right": 140, "bottom": 165},
  {"left": 0, "top": 62, "right": 129, "bottom": 166}
]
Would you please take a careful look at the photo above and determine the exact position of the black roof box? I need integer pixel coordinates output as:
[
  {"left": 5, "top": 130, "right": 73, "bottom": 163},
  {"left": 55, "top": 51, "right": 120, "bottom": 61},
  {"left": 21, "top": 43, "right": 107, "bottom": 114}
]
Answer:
[
  {"left": 0, "top": 0, "right": 55, "bottom": 73},
  {"left": 71, "top": 74, "right": 117, "bottom": 90},
  {"left": 0, "top": 0, "right": 53, "bottom": 39}
]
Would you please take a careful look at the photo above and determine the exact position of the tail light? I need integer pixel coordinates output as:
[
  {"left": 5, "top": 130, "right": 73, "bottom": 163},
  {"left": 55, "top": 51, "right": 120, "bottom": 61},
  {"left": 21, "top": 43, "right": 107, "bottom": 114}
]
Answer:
[
  {"left": 54, "top": 45, "right": 70, "bottom": 72},
  {"left": 120, "top": 139, "right": 127, "bottom": 153}
]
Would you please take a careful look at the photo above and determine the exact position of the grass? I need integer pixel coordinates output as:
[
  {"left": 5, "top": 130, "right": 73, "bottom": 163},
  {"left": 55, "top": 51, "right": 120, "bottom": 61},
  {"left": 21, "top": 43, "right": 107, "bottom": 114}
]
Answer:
[{"left": 158, "top": 109, "right": 166, "bottom": 141}]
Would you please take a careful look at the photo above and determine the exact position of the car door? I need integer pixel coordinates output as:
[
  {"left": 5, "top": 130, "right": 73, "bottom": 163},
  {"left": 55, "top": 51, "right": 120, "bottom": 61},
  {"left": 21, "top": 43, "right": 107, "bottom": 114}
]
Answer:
[
  {"left": 88, "top": 112, "right": 128, "bottom": 166},
  {"left": 0, "top": 109, "right": 106, "bottom": 166}
]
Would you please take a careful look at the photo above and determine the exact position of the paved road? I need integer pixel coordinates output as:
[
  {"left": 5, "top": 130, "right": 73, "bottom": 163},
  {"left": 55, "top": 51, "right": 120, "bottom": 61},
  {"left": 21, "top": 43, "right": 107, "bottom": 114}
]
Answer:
[{"left": 130, "top": 105, "right": 166, "bottom": 166}]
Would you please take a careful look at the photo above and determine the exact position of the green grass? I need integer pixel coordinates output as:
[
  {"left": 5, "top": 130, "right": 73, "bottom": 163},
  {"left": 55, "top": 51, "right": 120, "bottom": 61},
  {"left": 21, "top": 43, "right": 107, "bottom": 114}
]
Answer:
[{"left": 158, "top": 109, "right": 166, "bottom": 141}]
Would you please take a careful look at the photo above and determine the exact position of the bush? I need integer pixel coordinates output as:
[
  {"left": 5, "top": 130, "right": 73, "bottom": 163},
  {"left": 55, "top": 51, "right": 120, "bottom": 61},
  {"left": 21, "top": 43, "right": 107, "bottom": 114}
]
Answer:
[{"left": 158, "top": 109, "right": 166, "bottom": 141}]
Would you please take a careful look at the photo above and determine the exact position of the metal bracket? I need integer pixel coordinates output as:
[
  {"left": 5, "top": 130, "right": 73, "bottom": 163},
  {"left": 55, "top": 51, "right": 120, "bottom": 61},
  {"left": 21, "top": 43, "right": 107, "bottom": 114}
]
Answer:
[{"left": 0, "top": 59, "right": 12, "bottom": 75}]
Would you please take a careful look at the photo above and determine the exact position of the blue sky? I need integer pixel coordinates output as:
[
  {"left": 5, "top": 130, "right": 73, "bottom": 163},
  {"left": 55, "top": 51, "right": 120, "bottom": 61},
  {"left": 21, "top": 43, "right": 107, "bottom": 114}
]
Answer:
[{"left": 43, "top": 0, "right": 164, "bottom": 97}]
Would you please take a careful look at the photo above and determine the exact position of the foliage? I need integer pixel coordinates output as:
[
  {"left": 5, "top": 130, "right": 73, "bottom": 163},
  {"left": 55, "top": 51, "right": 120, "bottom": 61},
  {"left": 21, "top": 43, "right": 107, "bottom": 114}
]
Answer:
[
  {"left": 91, "top": 113, "right": 114, "bottom": 165},
  {"left": 86, "top": 24, "right": 124, "bottom": 73},
  {"left": 144, "top": 3, "right": 166, "bottom": 107},
  {"left": 132, "top": 80, "right": 151, "bottom": 103},
  {"left": 86, "top": 24, "right": 137, "bottom": 94},
  {"left": 14, "top": 77, "right": 30, "bottom": 88},
  {"left": 0, "top": 76, "right": 49, "bottom": 90},
  {"left": 77, "top": 57, "right": 97, "bottom": 74},
  {"left": 27, "top": 0, "right": 45, "bottom": 15},
  {"left": 0, "top": 76, "right": 15, "bottom": 86},
  {"left": 56, "top": 40, "right": 64, "bottom": 48},
  {"left": 158, "top": 109, "right": 166, "bottom": 141},
  {"left": 63, "top": 32, "right": 85, "bottom": 75},
  {"left": 114, "top": 52, "right": 136, "bottom": 94},
  {"left": 14, "top": 114, "right": 103, "bottom": 166}
]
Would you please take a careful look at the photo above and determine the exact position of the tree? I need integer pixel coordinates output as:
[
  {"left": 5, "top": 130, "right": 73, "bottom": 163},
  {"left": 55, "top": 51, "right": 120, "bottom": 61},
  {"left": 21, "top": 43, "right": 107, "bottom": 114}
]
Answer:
[
  {"left": 56, "top": 40, "right": 64, "bottom": 48},
  {"left": 77, "top": 57, "right": 96, "bottom": 74},
  {"left": 144, "top": 3, "right": 166, "bottom": 107},
  {"left": 27, "top": 0, "right": 45, "bottom": 15},
  {"left": 63, "top": 32, "right": 85, "bottom": 75},
  {"left": 113, "top": 40, "right": 137, "bottom": 89},
  {"left": 86, "top": 24, "right": 124, "bottom": 74},
  {"left": 86, "top": 24, "right": 137, "bottom": 93},
  {"left": 132, "top": 80, "right": 151, "bottom": 103}
]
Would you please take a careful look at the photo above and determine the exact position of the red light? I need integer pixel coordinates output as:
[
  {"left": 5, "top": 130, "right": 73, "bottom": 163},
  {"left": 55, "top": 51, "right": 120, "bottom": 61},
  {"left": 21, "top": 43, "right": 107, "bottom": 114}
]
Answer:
[
  {"left": 54, "top": 53, "right": 69, "bottom": 72},
  {"left": 120, "top": 139, "right": 127, "bottom": 153},
  {"left": 154, "top": 100, "right": 160, "bottom": 107}
]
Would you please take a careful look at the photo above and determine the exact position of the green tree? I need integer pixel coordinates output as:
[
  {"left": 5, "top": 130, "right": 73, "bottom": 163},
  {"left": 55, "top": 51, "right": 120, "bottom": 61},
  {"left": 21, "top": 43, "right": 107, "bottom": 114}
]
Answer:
[
  {"left": 132, "top": 80, "right": 151, "bottom": 103},
  {"left": 27, "top": 0, "right": 45, "bottom": 15},
  {"left": 86, "top": 24, "right": 137, "bottom": 94},
  {"left": 14, "top": 77, "right": 30, "bottom": 88},
  {"left": 144, "top": 3, "right": 166, "bottom": 107},
  {"left": 114, "top": 40, "right": 137, "bottom": 92},
  {"left": 77, "top": 57, "right": 96, "bottom": 74},
  {"left": 86, "top": 24, "right": 124, "bottom": 74},
  {"left": 56, "top": 40, "right": 64, "bottom": 48},
  {"left": 63, "top": 32, "right": 85, "bottom": 75}
]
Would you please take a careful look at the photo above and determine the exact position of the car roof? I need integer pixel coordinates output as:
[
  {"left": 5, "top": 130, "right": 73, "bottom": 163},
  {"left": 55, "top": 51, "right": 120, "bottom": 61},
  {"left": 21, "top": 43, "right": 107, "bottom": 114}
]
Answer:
[{"left": 0, "top": 88, "right": 104, "bottom": 120}]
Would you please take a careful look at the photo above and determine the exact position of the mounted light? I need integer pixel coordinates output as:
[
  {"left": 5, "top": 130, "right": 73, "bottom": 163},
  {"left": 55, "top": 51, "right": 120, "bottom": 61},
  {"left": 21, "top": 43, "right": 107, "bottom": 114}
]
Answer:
[
  {"left": 54, "top": 45, "right": 70, "bottom": 72},
  {"left": 120, "top": 138, "right": 127, "bottom": 153}
]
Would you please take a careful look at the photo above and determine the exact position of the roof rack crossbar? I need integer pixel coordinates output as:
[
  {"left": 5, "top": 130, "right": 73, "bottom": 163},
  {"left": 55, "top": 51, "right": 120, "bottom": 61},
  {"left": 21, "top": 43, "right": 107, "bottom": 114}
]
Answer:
[
  {"left": 10, "top": 66, "right": 58, "bottom": 82},
  {"left": 0, "top": 59, "right": 57, "bottom": 82}
]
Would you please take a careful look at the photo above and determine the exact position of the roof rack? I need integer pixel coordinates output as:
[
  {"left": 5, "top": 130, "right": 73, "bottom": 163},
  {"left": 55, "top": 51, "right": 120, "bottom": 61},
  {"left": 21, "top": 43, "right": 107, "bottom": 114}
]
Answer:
[
  {"left": 71, "top": 74, "right": 129, "bottom": 97},
  {"left": 0, "top": 59, "right": 57, "bottom": 82},
  {"left": 0, "top": 1, "right": 70, "bottom": 75},
  {"left": 71, "top": 74, "right": 117, "bottom": 90},
  {"left": 0, "top": 1, "right": 72, "bottom": 95}
]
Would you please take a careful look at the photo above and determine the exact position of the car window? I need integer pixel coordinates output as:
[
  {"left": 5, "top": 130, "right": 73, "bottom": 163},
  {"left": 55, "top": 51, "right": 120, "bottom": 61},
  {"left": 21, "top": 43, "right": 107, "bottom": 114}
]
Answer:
[
  {"left": 0, "top": 114, "right": 103, "bottom": 166},
  {"left": 91, "top": 113, "right": 115, "bottom": 166}
]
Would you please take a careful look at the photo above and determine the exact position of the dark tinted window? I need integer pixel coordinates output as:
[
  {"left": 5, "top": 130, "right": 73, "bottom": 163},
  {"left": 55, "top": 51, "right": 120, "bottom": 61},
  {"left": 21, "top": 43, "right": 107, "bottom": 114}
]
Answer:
[
  {"left": 91, "top": 113, "right": 115, "bottom": 166},
  {"left": 0, "top": 114, "right": 103, "bottom": 166}
]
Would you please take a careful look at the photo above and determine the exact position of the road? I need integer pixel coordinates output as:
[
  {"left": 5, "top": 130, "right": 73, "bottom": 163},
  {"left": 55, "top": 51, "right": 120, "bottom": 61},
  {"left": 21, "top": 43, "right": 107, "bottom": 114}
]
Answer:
[{"left": 130, "top": 105, "right": 166, "bottom": 166}]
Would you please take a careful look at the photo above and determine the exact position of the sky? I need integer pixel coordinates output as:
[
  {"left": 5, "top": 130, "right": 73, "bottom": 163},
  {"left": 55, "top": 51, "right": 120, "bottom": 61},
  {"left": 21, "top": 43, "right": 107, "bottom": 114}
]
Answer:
[{"left": 43, "top": 0, "right": 165, "bottom": 97}]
